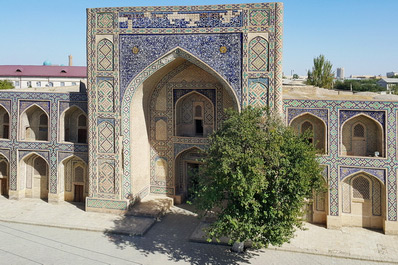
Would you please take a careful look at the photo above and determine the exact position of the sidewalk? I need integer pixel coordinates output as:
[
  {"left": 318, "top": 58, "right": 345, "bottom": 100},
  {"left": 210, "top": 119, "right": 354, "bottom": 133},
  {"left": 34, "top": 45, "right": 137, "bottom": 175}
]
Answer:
[
  {"left": 1, "top": 196, "right": 398, "bottom": 263},
  {"left": 0, "top": 196, "right": 154, "bottom": 235}
]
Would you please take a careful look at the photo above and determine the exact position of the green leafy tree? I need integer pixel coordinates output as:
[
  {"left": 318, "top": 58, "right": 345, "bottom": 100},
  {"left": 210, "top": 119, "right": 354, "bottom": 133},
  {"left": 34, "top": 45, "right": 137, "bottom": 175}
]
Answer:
[
  {"left": 306, "top": 54, "right": 334, "bottom": 89},
  {"left": 334, "top": 79, "right": 385, "bottom": 92},
  {"left": 0, "top": 80, "right": 14, "bottom": 90},
  {"left": 192, "top": 107, "right": 324, "bottom": 249},
  {"left": 293, "top": 73, "right": 299, "bottom": 79}
]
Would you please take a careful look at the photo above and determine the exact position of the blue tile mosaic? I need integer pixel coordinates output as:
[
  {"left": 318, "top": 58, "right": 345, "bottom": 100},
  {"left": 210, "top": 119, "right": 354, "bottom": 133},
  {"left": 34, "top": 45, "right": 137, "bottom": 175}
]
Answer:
[
  {"left": 119, "top": 33, "right": 242, "bottom": 103},
  {"left": 119, "top": 10, "right": 243, "bottom": 29}
]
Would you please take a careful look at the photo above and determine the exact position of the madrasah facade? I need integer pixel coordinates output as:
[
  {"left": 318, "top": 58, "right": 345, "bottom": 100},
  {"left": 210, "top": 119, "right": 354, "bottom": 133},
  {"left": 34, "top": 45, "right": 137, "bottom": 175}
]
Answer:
[{"left": 0, "top": 2, "right": 397, "bottom": 234}]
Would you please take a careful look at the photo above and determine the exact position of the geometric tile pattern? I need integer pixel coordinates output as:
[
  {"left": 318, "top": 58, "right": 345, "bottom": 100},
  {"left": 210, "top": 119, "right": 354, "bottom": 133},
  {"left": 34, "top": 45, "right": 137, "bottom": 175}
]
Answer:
[
  {"left": 340, "top": 110, "right": 385, "bottom": 127},
  {"left": 249, "top": 9, "right": 269, "bottom": 26},
  {"left": 0, "top": 91, "right": 87, "bottom": 196},
  {"left": 98, "top": 80, "right": 114, "bottom": 112},
  {"left": 97, "top": 13, "right": 114, "bottom": 29},
  {"left": 373, "top": 178, "right": 382, "bottom": 216},
  {"left": 98, "top": 161, "right": 115, "bottom": 194},
  {"left": 248, "top": 78, "right": 269, "bottom": 108},
  {"left": 249, "top": 36, "right": 269, "bottom": 72},
  {"left": 119, "top": 34, "right": 242, "bottom": 103},
  {"left": 86, "top": 198, "right": 127, "bottom": 210},
  {"left": 340, "top": 166, "right": 385, "bottom": 183},
  {"left": 98, "top": 121, "right": 115, "bottom": 154},
  {"left": 97, "top": 39, "right": 114, "bottom": 71},
  {"left": 119, "top": 10, "right": 243, "bottom": 29},
  {"left": 287, "top": 108, "right": 329, "bottom": 126},
  {"left": 87, "top": 3, "right": 283, "bottom": 210},
  {"left": 284, "top": 99, "right": 398, "bottom": 221}
]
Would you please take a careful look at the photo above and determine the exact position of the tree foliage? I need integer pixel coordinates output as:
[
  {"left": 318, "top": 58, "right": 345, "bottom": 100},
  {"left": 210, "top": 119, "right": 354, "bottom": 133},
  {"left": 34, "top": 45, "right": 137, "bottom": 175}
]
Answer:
[
  {"left": 306, "top": 54, "right": 334, "bottom": 89},
  {"left": 334, "top": 79, "right": 385, "bottom": 92},
  {"left": 0, "top": 80, "right": 14, "bottom": 90},
  {"left": 192, "top": 107, "right": 325, "bottom": 248}
]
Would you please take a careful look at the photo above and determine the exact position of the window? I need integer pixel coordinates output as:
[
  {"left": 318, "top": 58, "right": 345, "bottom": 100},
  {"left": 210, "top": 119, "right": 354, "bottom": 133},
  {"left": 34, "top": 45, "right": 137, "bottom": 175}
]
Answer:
[
  {"left": 195, "top": 119, "right": 203, "bottom": 136},
  {"left": 27, "top": 81, "right": 32, "bottom": 87},
  {"left": 48, "top": 82, "right": 54, "bottom": 87},
  {"left": 353, "top": 124, "right": 365, "bottom": 138},
  {"left": 77, "top": 114, "right": 87, "bottom": 143},
  {"left": 352, "top": 176, "right": 370, "bottom": 199},
  {"left": 15, "top": 81, "right": 20, "bottom": 87},
  {"left": 38, "top": 114, "right": 48, "bottom": 141},
  {"left": 60, "top": 82, "right": 65, "bottom": 87},
  {"left": 301, "top": 121, "right": 314, "bottom": 144},
  {"left": 36, "top": 81, "right": 41, "bottom": 87},
  {"left": 72, "top": 82, "right": 77, "bottom": 86}
]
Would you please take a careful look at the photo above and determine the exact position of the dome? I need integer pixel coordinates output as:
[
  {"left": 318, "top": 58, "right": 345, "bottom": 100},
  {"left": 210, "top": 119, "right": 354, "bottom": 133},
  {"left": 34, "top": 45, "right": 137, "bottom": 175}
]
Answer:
[{"left": 43, "top": 60, "right": 52, "bottom": 66}]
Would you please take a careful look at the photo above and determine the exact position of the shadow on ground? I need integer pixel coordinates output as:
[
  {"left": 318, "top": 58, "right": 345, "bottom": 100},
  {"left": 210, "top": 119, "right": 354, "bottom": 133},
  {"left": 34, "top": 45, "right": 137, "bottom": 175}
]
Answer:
[{"left": 104, "top": 204, "right": 257, "bottom": 264}]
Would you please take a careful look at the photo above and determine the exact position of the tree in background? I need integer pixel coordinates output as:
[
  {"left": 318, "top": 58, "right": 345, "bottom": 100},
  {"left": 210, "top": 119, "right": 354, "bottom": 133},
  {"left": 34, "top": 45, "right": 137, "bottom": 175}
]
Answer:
[
  {"left": 334, "top": 79, "right": 385, "bottom": 92},
  {"left": 306, "top": 54, "right": 334, "bottom": 89},
  {"left": 0, "top": 80, "right": 14, "bottom": 90},
  {"left": 192, "top": 107, "right": 324, "bottom": 249},
  {"left": 293, "top": 73, "right": 299, "bottom": 79}
]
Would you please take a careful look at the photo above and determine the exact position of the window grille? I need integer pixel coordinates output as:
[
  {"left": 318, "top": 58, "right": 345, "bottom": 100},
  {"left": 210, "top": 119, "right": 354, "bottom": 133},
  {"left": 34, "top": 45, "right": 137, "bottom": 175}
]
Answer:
[
  {"left": 352, "top": 176, "right": 370, "bottom": 199},
  {"left": 353, "top": 124, "right": 365, "bottom": 137}
]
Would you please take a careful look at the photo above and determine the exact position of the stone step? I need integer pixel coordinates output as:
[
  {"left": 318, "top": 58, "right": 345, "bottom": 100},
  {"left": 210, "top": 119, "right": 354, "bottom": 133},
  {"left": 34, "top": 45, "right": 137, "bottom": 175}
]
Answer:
[{"left": 127, "top": 195, "right": 174, "bottom": 218}]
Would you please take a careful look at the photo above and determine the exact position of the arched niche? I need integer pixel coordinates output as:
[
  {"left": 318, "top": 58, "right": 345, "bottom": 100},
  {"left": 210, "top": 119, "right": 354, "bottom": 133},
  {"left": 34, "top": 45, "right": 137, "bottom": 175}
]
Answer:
[
  {"left": 341, "top": 173, "right": 385, "bottom": 229},
  {"left": 175, "top": 92, "right": 214, "bottom": 138},
  {"left": 20, "top": 153, "right": 49, "bottom": 200},
  {"left": 121, "top": 48, "right": 240, "bottom": 199},
  {"left": 59, "top": 155, "right": 88, "bottom": 203},
  {"left": 341, "top": 114, "right": 384, "bottom": 157},
  {"left": 60, "top": 106, "right": 88, "bottom": 144},
  {"left": 20, "top": 105, "right": 49, "bottom": 141},
  {"left": 290, "top": 113, "right": 327, "bottom": 154},
  {"left": 0, "top": 155, "right": 9, "bottom": 197},
  {"left": 0, "top": 106, "right": 10, "bottom": 140}
]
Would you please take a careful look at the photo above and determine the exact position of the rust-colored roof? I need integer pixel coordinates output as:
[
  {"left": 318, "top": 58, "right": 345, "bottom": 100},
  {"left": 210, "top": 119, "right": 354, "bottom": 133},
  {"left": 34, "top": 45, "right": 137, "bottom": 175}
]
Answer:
[{"left": 0, "top": 65, "right": 87, "bottom": 78}]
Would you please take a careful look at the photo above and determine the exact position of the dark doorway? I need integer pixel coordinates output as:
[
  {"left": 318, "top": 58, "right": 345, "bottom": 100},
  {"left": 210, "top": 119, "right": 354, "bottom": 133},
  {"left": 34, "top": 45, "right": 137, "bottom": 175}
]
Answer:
[
  {"left": 195, "top": 119, "right": 203, "bottom": 136},
  {"left": 78, "top": 129, "right": 87, "bottom": 143},
  {"left": 0, "top": 178, "right": 7, "bottom": 196},
  {"left": 74, "top": 185, "right": 84, "bottom": 202},
  {"left": 186, "top": 163, "right": 200, "bottom": 200}
]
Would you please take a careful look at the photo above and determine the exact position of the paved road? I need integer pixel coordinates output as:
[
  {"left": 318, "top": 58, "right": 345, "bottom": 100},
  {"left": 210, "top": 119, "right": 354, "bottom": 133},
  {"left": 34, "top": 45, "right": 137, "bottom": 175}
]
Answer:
[{"left": 0, "top": 220, "right": 395, "bottom": 265}]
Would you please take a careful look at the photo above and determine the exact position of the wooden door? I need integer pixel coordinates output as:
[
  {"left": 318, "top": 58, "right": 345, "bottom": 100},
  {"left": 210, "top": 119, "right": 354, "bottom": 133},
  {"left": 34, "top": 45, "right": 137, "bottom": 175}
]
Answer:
[{"left": 74, "top": 185, "right": 84, "bottom": 202}]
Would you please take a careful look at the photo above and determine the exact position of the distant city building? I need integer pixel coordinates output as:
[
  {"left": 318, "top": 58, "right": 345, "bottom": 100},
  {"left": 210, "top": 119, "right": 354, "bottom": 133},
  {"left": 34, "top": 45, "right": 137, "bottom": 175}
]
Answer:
[
  {"left": 377, "top": 78, "right": 398, "bottom": 91},
  {"left": 336, "top": 67, "right": 344, "bottom": 80},
  {"left": 387, "top": 72, "right": 398, "bottom": 78},
  {"left": 0, "top": 64, "right": 86, "bottom": 89},
  {"left": 349, "top": 75, "right": 380, "bottom": 80}
]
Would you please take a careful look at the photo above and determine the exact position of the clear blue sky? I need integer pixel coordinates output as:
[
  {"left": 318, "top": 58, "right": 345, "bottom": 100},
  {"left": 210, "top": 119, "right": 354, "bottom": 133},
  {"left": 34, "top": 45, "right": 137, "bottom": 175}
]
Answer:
[{"left": 0, "top": 0, "right": 397, "bottom": 76}]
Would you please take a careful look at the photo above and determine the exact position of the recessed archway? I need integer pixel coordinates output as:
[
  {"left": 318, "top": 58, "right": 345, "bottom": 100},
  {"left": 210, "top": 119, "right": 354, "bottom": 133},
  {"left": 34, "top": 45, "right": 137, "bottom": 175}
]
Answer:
[
  {"left": 20, "top": 105, "right": 49, "bottom": 141},
  {"left": 121, "top": 48, "right": 240, "bottom": 199},
  {"left": 341, "top": 172, "right": 385, "bottom": 229},
  {"left": 20, "top": 153, "right": 49, "bottom": 200},
  {"left": 290, "top": 113, "right": 327, "bottom": 154},
  {"left": 0, "top": 105, "right": 10, "bottom": 140},
  {"left": 59, "top": 156, "right": 88, "bottom": 203},
  {"left": 175, "top": 91, "right": 214, "bottom": 138},
  {"left": 60, "top": 106, "right": 88, "bottom": 144},
  {"left": 341, "top": 114, "right": 384, "bottom": 157},
  {"left": 0, "top": 155, "right": 9, "bottom": 198}
]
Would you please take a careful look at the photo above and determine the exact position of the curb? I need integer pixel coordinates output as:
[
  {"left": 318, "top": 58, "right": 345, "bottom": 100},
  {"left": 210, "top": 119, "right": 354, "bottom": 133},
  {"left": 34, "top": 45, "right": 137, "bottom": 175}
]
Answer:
[
  {"left": 267, "top": 246, "right": 398, "bottom": 264},
  {"left": 0, "top": 217, "right": 155, "bottom": 236}
]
